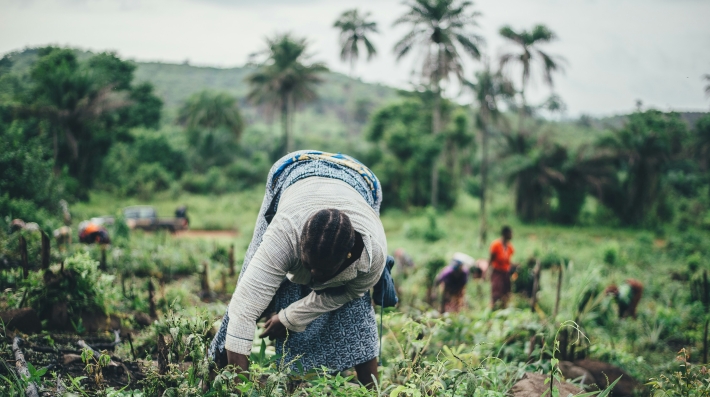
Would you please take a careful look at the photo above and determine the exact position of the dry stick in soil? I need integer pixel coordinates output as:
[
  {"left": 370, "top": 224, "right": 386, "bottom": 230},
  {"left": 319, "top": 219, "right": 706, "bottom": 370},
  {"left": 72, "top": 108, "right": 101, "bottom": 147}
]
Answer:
[
  {"left": 157, "top": 334, "right": 169, "bottom": 396},
  {"left": 148, "top": 280, "right": 157, "bottom": 319},
  {"left": 228, "top": 244, "right": 235, "bottom": 277},
  {"left": 530, "top": 260, "right": 541, "bottom": 312},
  {"left": 41, "top": 232, "right": 50, "bottom": 270},
  {"left": 558, "top": 328, "right": 568, "bottom": 361},
  {"left": 19, "top": 235, "right": 28, "bottom": 279},
  {"left": 100, "top": 246, "right": 107, "bottom": 271},
  {"left": 126, "top": 333, "right": 136, "bottom": 360},
  {"left": 553, "top": 262, "right": 564, "bottom": 320},
  {"left": 527, "top": 260, "right": 542, "bottom": 359},
  {"left": 201, "top": 262, "right": 211, "bottom": 296},
  {"left": 56, "top": 374, "right": 66, "bottom": 396},
  {"left": 12, "top": 337, "right": 40, "bottom": 397}
]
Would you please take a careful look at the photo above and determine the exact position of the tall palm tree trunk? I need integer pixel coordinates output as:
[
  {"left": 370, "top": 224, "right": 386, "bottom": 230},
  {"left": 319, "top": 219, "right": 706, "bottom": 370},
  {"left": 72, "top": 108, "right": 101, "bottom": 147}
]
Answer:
[
  {"left": 431, "top": 92, "right": 441, "bottom": 208},
  {"left": 479, "top": 107, "right": 490, "bottom": 247},
  {"left": 346, "top": 60, "right": 355, "bottom": 136},
  {"left": 518, "top": 87, "right": 526, "bottom": 136},
  {"left": 430, "top": 45, "right": 445, "bottom": 208},
  {"left": 287, "top": 92, "right": 295, "bottom": 153},
  {"left": 281, "top": 93, "right": 289, "bottom": 154}
]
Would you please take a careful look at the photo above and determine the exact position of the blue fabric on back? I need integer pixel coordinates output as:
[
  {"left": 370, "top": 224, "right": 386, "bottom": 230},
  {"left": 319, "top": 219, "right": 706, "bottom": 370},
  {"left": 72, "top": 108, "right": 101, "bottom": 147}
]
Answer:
[{"left": 373, "top": 256, "right": 398, "bottom": 308}]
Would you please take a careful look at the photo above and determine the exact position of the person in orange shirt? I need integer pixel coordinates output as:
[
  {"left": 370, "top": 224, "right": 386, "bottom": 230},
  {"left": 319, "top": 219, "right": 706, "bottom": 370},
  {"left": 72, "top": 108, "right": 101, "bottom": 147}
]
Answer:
[{"left": 489, "top": 226, "right": 514, "bottom": 309}]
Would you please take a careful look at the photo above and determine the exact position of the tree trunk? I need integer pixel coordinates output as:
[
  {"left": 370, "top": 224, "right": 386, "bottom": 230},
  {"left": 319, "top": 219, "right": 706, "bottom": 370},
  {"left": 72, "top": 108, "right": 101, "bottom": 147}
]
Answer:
[
  {"left": 19, "top": 235, "right": 28, "bottom": 279},
  {"left": 53, "top": 129, "right": 60, "bottom": 174},
  {"left": 479, "top": 107, "right": 490, "bottom": 247},
  {"left": 286, "top": 92, "right": 295, "bottom": 153},
  {"left": 518, "top": 74, "right": 527, "bottom": 135},
  {"left": 430, "top": 45, "right": 444, "bottom": 208},
  {"left": 431, "top": 88, "right": 442, "bottom": 208},
  {"left": 41, "top": 232, "right": 50, "bottom": 270},
  {"left": 281, "top": 93, "right": 289, "bottom": 155}
]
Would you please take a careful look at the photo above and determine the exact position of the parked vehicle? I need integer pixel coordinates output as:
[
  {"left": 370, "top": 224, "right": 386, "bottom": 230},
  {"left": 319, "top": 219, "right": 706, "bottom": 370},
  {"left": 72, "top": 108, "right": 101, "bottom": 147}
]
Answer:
[{"left": 123, "top": 205, "right": 189, "bottom": 232}]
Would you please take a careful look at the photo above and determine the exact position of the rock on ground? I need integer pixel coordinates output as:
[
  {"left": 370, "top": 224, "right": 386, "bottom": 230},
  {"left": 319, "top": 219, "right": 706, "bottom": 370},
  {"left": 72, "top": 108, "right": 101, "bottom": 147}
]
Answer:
[
  {"left": 574, "top": 359, "right": 641, "bottom": 397},
  {"left": 0, "top": 308, "right": 42, "bottom": 334},
  {"left": 511, "top": 372, "right": 583, "bottom": 397}
]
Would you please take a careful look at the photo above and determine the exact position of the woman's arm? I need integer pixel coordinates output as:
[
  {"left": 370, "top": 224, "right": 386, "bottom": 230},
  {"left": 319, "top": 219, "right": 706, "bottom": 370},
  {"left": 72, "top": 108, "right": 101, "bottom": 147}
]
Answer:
[
  {"left": 224, "top": 216, "right": 295, "bottom": 358},
  {"left": 277, "top": 244, "right": 385, "bottom": 332}
]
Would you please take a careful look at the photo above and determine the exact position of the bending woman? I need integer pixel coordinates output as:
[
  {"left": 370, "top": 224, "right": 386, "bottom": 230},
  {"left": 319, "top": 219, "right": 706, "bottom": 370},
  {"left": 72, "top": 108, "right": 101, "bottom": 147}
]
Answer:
[{"left": 209, "top": 150, "right": 387, "bottom": 386}]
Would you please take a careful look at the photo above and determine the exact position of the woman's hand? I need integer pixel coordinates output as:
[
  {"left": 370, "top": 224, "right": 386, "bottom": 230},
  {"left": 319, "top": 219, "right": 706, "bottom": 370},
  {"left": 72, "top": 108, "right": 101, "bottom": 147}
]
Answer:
[
  {"left": 226, "top": 350, "right": 250, "bottom": 372},
  {"left": 259, "top": 314, "right": 287, "bottom": 339}
]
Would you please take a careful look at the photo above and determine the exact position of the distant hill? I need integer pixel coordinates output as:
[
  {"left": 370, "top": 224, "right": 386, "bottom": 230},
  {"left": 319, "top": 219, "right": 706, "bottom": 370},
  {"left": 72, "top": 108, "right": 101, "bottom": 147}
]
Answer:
[
  {"left": 2, "top": 47, "right": 400, "bottom": 127},
  {"left": 592, "top": 112, "right": 707, "bottom": 130}
]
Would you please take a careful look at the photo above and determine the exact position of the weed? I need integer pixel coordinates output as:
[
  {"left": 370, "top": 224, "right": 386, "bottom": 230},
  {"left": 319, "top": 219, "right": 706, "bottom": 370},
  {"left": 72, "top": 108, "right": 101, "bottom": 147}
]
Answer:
[{"left": 647, "top": 349, "right": 710, "bottom": 397}]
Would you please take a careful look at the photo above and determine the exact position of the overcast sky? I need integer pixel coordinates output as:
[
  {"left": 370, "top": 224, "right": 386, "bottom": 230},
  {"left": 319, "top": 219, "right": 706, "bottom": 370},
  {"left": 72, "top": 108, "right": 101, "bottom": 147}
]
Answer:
[{"left": 1, "top": 0, "right": 709, "bottom": 116}]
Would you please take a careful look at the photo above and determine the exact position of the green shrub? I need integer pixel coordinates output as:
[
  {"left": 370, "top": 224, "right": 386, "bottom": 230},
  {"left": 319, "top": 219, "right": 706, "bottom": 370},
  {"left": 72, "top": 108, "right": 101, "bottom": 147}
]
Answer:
[
  {"left": 603, "top": 245, "right": 618, "bottom": 266},
  {"left": 540, "top": 250, "right": 567, "bottom": 269},
  {"left": 223, "top": 152, "right": 271, "bottom": 190},
  {"left": 128, "top": 163, "right": 174, "bottom": 199},
  {"left": 26, "top": 252, "right": 112, "bottom": 320},
  {"left": 405, "top": 207, "right": 445, "bottom": 242},
  {"left": 180, "top": 167, "right": 229, "bottom": 195}
]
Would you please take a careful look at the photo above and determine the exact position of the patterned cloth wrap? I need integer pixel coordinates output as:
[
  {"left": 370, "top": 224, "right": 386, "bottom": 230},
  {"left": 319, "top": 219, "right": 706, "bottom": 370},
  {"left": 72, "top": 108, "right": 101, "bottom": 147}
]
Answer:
[{"left": 210, "top": 150, "right": 385, "bottom": 373}]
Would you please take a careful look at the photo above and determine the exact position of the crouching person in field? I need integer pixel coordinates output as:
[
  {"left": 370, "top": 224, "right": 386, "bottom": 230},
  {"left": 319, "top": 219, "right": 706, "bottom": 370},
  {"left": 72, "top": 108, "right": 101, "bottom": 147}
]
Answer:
[
  {"left": 435, "top": 253, "right": 475, "bottom": 313},
  {"left": 606, "top": 279, "right": 644, "bottom": 319},
  {"left": 209, "top": 151, "right": 389, "bottom": 388}
]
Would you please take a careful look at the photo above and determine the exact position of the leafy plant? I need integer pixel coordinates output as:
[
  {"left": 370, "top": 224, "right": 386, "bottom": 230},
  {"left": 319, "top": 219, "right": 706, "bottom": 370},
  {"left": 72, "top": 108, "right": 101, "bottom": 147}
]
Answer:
[{"left": 647, "top": 349, "right": 710, "bottom": 397}]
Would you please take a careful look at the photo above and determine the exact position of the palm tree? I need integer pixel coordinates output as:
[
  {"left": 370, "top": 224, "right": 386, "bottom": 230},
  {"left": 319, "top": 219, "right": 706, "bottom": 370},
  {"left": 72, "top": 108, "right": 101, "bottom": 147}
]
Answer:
[
  {"left": 393, "top": 0, "right": 484, "bottom": 207},
  {"left": 246, "top": 33, "right": 328, "bottom": 154},
  {"left": 333, "top": 9, "right": 379, "bottom": 75},
  {"left": 552, "top": 145, "right": 617, "bottom": 224},
  {"left": 500, "top": 133, "right": 566, "bottom": 222},
  {"left": 177, "top": 90, "right": 244, "bottom": 139},
  {"left": 498, "top": 24, "right": 565, "bottom": 134},
  {"left": 597, "top": 110, "right": 688, "bottom": 225},
  {"left": 465, "top": 63, "right": 513, "bottom": 244},
  {"left": 28, "top": 49, "right": 129, "bottom": 170}
]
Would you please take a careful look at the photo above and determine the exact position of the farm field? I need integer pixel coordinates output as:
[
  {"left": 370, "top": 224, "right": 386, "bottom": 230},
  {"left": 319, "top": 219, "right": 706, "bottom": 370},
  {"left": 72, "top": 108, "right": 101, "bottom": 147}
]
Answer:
[
  {"left": 2, "top": 189, "right": 709, "bottom": 396},
  {"left": 2, "top": 1, "right": 710, "bottom": 395}
]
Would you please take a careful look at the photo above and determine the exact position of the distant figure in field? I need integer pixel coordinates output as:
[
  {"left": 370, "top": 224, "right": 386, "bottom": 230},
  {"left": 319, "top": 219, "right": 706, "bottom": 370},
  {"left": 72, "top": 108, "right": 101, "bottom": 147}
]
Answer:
[
  {"left": 393, "top": 248, "right": 415, "bottom": 276},
  {"left": 60, "top": 199, "right": 71, "bottom": 226},
  {"left": 435, "top": 253, "right": 474, "bottom": 313},
  {"left": 175, "top": 205, "right": 189, "bottom": 226},
  {"left": 78, "top": 221, "right": 111, "bottom": 244},
  {"left": 489, "top": 226, "right": 515, "bottom": 309},
  {"left": 9, "top": 219, "right": 40, "bottom": 234},
  {"left": 605, "top": 279, "right": 643, "bottom": 319},
  {"left": 53, "top": 226, "right": 72, "bottom": 247},
  {"left": 470, "top": 258, "right": 489, "bottom": 280}
]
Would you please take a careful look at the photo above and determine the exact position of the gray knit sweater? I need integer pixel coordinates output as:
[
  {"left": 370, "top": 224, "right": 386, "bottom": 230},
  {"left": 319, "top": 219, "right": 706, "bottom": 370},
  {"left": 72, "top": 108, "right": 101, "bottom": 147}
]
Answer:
[{"left": 225, "top": 177, "right": 387, "bottom": 355}]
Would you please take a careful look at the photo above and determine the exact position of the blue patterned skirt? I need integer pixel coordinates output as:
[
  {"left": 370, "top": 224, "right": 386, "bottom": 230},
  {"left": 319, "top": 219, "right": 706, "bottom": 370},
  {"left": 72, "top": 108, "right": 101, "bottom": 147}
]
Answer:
[{"left": 209, "top": 150, "right": 382, "bottom": 372}]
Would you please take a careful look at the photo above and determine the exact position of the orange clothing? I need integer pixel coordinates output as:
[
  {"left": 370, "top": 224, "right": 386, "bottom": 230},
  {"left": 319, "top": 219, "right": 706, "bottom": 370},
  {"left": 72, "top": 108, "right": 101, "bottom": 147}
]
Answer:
[
  {"left": 489, "top": 239, "right": 514, "bottom": 272},
  {"left": 83, "top": 223, "right": 101, "bottom": 234}
]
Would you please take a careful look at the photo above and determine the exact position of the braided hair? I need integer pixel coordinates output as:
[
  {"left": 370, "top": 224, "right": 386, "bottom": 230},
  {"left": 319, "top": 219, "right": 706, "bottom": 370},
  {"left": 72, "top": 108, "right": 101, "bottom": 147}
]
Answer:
[{"left": 300, "top": 209, "right": 356, "bottom": 269}]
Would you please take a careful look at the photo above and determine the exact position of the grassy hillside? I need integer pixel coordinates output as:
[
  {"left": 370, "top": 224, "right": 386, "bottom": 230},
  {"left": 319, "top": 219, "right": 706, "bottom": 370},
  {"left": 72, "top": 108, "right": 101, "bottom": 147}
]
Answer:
[{"left": 3, "top": 47, "right": 399, "bottom": 125}]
